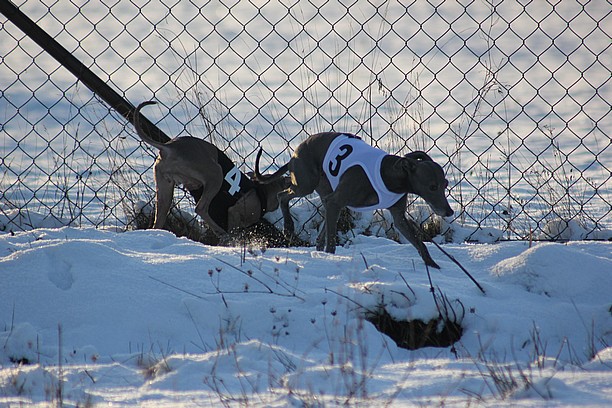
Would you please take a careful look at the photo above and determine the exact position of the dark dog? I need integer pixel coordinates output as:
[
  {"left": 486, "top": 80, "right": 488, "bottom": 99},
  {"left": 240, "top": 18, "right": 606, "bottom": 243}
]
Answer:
[
  {"left": 134, "top": 101, "right": 287, "bottom": 237},
  {"left": 255, "top": 132, "right": 454, "bottom": 268}
]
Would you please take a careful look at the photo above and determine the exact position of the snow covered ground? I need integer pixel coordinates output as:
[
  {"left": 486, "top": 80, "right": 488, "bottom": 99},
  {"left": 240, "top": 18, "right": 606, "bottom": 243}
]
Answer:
[
  {"left": 1, "top": 222, "right": 610, "bottom": 406},
  {"left": 2, "top": 0, "right": 610, "bottom": 235}
]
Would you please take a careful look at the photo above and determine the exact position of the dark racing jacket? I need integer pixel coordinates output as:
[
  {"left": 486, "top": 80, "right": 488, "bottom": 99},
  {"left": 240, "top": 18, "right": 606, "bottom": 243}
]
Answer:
[{"left": 190, "top": 148, "right": 266, "bottom": 231}]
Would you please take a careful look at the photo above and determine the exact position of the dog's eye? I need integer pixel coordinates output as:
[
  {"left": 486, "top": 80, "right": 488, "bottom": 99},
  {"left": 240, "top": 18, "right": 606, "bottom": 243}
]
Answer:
[{"left": 429, "top": 185, "right": 438, "bottom": 192}]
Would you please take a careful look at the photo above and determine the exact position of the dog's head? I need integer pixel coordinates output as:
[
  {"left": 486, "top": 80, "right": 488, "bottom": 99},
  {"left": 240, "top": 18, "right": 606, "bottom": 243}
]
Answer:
[
  {"left": 226, "top": 189, "right": 261, "bottom": 231},
  {"left": 263, "top": 176, "right": 291, "bottom": 211},
  {"left": 247, "top": 171, "right": 290, "bottom": 212},
  {"left": 399, "top": 151, "right": 454, "bottom": 218}
]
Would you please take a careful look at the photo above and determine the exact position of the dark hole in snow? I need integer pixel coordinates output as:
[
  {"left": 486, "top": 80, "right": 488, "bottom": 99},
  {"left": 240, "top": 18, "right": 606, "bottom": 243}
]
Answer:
[{"left": 366, "top": 308, "right": 463, "bottom": 350}]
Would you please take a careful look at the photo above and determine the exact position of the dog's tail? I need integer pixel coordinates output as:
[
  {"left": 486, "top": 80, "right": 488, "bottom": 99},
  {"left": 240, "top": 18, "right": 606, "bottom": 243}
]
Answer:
[
  {"left": 254, "top": 148, "right": 290, "bottom": 184},
  {"left": 134, "top": 101, "right": 168, "bottom": 150}
]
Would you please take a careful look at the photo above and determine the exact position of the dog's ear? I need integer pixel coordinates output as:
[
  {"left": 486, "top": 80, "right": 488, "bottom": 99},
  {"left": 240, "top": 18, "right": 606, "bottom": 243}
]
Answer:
[
  {"left": 404, "top": 151, "right": 433, "bottom": 162},
  {"left": 396, "top": 156, "right": 418, "bottom": 173},
  {"left": 398, "top": 151, "right": 433, "bottom": 174}
]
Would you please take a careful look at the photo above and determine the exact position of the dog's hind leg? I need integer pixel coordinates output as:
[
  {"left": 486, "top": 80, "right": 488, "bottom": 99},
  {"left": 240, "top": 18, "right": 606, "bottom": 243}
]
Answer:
[
  {"left": 317, "top": 183, "right": 351, "bottom": 253},
  {"left": 153, "top": 168, "right": 175, "bottom": 229},
  {"left": 388, "top": 198, "right": 440, "bottom": 269},
  {"left": 315, "top": 213, "right": 326, "bottom": 251}
]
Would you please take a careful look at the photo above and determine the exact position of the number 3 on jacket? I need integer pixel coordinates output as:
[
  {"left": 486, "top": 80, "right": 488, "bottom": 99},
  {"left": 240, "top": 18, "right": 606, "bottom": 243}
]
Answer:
[{"left": 328, "top": 144, "right": 353, "bottom": 177}]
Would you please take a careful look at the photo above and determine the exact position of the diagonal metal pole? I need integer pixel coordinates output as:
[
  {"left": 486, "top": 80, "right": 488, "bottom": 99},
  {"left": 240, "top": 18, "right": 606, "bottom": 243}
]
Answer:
[{"left": 0, "top": 0, "right": 170, "bottom": 144}]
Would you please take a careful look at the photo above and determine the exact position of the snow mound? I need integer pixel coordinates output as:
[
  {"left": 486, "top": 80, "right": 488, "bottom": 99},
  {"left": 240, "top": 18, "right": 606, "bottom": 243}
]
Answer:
[{"left": 491, "top": 242, "right": 612, "bottom": 300}]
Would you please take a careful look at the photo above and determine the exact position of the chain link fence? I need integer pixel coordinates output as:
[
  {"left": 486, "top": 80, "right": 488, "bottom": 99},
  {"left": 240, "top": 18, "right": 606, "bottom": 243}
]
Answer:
[{"left": 1, "top": 0, "right": 610, "bottom": 241}]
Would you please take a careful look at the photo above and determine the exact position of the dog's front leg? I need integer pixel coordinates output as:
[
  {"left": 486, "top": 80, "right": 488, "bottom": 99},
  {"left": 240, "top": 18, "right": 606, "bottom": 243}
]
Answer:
[
  {"left": 388, "top": 200, "right": 440, "bottom": 269},
  {"left": 196, "top": 195, "right": 227, "bottom": 238},
  {"left": 194, "top": 167, "right": 227, "bottom": 237}
]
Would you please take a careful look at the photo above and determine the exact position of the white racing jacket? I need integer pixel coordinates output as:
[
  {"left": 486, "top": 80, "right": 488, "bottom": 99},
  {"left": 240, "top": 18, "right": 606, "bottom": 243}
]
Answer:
[{"left": 322, "top": 134, "right": 404, "bottom": 211}]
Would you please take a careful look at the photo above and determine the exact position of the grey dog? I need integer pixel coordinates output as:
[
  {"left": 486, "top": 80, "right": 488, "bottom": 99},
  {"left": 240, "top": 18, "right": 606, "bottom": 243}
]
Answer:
[
  {"left": 134, "top": 101, "right": 287, "bottom": 237},
  {"left": 255, "top": 132, "right": 454, "bottom": 268}
]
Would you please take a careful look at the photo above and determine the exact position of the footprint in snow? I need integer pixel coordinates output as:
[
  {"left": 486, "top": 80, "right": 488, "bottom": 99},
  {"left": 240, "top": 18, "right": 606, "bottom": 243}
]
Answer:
[{"left": 47, "top": 258, "right": 75, "bottom": 290}]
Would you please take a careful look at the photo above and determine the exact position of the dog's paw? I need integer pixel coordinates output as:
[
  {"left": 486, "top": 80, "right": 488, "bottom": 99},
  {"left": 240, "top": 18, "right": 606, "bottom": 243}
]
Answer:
[{"left": 425, "top": 258, "right": 441, "bottom": 269}]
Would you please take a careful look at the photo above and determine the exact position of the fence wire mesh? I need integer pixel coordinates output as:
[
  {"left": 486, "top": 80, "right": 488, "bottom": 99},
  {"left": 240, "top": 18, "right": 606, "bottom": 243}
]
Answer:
[{"left": 1, "top": 0, "right": 610, "bottom": 241}]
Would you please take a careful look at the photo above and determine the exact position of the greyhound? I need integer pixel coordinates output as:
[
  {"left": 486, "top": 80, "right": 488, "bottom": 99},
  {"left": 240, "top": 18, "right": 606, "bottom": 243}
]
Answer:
[
  {"left": 254, "top": 132, "right": 454, "bottom": 268},
  {"left": 134, "top": 101, "right": 286, "bottom": 238}
]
